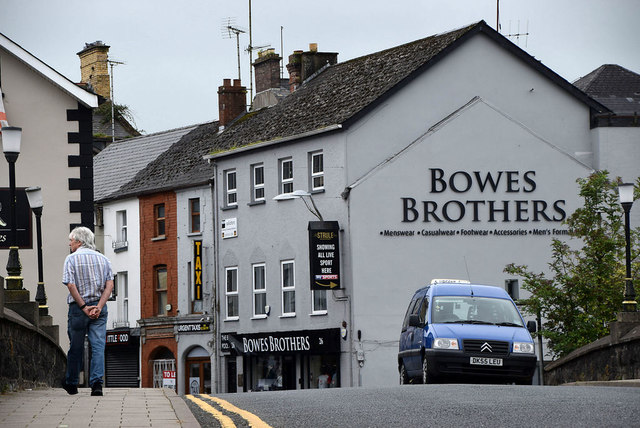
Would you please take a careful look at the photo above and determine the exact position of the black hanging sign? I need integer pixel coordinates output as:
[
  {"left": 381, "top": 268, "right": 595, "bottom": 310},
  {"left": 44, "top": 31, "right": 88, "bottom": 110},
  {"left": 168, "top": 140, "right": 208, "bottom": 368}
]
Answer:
[
  {"left": 308, "top": 221, "right": 341, "bottom": 290},
  {"left": 0, "top": 188, "right": 32, "bottom": 249}
]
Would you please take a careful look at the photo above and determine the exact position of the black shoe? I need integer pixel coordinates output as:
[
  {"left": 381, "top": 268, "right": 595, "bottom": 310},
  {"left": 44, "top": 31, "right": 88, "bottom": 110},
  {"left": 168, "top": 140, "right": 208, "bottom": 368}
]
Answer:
[
  {"left": 61, "top": 380, "right": 78, "bottom": 395},
  {"left": 91, "top": 382, "right": 103, "bottom": 396}
]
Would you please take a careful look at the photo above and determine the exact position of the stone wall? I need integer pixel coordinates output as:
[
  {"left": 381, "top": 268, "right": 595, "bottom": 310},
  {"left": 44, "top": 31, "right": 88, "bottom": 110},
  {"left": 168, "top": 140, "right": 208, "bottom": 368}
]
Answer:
[
  {"left": 0, "top": 312, "right": 66, "bottom": 392},
  {"left": 544, "top": 314, "right": 640, "bottom": 385}
]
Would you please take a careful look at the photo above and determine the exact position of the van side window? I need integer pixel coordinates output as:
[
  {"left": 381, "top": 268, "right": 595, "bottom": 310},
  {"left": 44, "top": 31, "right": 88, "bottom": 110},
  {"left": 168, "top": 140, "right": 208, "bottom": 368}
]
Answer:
[
  {"left": 418, "top": 298, "right": 429, "bottom": 324},
  {"left": 402, "top": 297, "right": 419, "bottom": 331}
]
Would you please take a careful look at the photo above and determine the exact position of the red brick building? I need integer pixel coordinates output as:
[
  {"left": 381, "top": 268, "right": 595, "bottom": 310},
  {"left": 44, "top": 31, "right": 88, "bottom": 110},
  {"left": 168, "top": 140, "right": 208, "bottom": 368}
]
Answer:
[{"left": 138, "top": 192, "right": 179, "bottom": 388}]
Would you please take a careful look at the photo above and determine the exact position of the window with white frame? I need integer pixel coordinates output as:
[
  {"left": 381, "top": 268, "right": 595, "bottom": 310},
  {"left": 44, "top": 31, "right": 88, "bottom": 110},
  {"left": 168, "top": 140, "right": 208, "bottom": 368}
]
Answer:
[
  {"left": 310, "top": 151, "right": 324, "bottom": 191},
  {"left": 116, "top": 272, "right": 129, "bottom": 327},
  {"left": 312, "top": 289, "right": 327, "bottom": 314},
  {"left": 156, "top": 265, "right": 168, "bottom": 316},
  {"left": 253, "top": 263, "right": 267, "bottom": 317},
  {"left": 225, "top": 170, "right": 237, "bottom": 206},
  {"left": 114, "top": 210, "right": 128, "bottom": 251},
  {"left": 225, "top": 267, "right": 239, "bottom": 319},
  {"left": 280, "top": 158, "right": 293, "bottom": 194},
  {"left": 251, "top": 163, "right": 265, "bottom": 202},
  {"left": 281, "top": 260, "right": 295, "bottom": 315}
]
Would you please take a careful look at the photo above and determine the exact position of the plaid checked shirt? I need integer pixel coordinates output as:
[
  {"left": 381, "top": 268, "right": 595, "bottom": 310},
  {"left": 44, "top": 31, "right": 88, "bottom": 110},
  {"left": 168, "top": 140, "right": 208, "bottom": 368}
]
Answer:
[{"left": 62, "top": 247, "right": 114, "bottom": 304}]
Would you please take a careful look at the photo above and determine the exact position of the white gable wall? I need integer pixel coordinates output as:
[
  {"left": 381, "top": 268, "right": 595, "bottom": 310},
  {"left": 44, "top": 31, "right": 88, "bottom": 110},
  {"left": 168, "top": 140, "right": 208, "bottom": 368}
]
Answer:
[
  {"left": 347, "top": 99, "right": 592, "bottom": 387},
  {"left": 591, "top": 126, "right": 640, "bottom": 227},
  {"left": 345, "top": 33, "right": 593, "bottom": 186}
]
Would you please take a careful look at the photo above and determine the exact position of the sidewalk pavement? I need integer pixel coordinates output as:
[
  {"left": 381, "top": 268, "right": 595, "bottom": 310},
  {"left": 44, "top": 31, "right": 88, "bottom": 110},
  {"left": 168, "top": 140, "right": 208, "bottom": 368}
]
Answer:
[
  {"left": 0, "top": 387, "right": 200, "bottom": 428},
  {"left": 562, "top": 379, "right": 640, "bottom": 387}
]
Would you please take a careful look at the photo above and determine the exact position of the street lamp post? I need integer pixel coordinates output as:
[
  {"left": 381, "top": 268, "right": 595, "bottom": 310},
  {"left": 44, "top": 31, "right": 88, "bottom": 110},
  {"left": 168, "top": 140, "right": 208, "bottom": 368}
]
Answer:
[
  {"left": 26, "top": 186, "right": 47, "bottom": 312},
  {"left": 618, "top": 183, "right": 636, "bottom": 312},
  {"left": 1, "top": 126, "right": 23, "bottom": 290},
  {"left": 273, "top": 190, "right": 323, "bottom": 221}
]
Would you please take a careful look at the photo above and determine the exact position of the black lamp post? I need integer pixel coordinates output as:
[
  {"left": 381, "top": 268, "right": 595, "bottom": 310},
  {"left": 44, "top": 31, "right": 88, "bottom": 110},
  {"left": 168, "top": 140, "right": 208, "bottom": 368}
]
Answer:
[
  {"left": 618, "top": 183, "right": 636, "bottom": 312},
  {"left": 26, "top": 186, "right": 47, "bottom": 312},
  {"left": 1, "top": 126, "right": 23, "bottom": 289}
]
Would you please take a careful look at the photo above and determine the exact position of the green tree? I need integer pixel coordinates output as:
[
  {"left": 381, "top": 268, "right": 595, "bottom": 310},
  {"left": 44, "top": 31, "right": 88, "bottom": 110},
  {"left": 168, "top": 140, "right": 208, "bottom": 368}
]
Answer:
[
  {"left": 95, "top": 100, "right": 139, "bottom": 130},
  {"left": 505, "top": 171, "right": 639, "bottom": 358}
]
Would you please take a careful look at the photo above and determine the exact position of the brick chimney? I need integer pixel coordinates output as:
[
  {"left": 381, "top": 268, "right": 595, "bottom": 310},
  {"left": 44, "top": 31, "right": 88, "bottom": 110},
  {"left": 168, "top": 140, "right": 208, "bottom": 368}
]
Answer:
[
  {"left": 253, "top": 49, "right": 282, "bottom": 94},
  {"left": 286, "top": 50, "right": 303, "bottom": 93},
  {"left": 286, "top": 44, "right": 338, "bottom": 92},
  {"left": 218, "top": 79, "right": 247, "bottom": 127},
  {"left": 77, "top": 41, "right": 111, "bottom": 100}
]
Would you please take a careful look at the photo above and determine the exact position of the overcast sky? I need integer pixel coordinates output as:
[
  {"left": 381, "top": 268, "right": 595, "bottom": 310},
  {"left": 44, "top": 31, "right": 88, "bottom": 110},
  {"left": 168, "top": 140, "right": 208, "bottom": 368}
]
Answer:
[{"left": 2, "top": 0, "right": 639, "bottom": 134}]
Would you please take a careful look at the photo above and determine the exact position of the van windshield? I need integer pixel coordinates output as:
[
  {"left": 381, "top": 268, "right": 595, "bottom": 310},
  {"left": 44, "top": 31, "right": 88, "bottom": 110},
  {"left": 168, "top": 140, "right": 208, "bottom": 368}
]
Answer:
[{"left": 431, "top": 296, "right": 524, "bottom": 327}]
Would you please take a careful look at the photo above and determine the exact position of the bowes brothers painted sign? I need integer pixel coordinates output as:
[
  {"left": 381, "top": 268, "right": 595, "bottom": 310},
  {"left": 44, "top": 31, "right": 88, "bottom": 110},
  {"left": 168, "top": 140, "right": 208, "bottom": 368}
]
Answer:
[
  {"left": 382, "top": 168, "right": 570, "bottom": 238},
  {"left": 225, "top": 329, "right": 340, "bottom": 355}
]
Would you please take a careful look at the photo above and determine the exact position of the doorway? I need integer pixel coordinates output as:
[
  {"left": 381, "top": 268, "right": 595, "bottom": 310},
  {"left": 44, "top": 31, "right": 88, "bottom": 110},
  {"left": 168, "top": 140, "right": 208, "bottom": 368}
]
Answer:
[
  {"left": 227, "top": 359, "right": 237, "bottom": 393},
  {"left": 185, "top": 346, "right": 211, "bottom": 394}
]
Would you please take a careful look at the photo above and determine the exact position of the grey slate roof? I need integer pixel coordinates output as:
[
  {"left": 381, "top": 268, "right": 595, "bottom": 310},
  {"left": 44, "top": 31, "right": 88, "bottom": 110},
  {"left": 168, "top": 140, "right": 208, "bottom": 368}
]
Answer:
[
  {"left": 202, "top": 20, "right": 605, "bottom": 159},
  {"left": 574, "top": 64, "right": 640, "bottom": 115},
  {"left": 116, "top": 20, "right": 607, "bottom": 198},
  {"left": 93, "top": 113, "right": 140, "bottom": 141},
  {"left": 94, "top": 124, "right": 199, "bottom": 202},
  {"left": 116, "top": 121, "right": 220, "bottom": 198}
]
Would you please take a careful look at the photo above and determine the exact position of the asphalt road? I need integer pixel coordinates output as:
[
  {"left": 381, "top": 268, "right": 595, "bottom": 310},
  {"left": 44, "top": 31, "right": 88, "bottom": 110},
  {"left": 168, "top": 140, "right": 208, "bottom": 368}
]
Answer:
[{"left": 183, "top": 384, "right": 640, "bottom": 428}]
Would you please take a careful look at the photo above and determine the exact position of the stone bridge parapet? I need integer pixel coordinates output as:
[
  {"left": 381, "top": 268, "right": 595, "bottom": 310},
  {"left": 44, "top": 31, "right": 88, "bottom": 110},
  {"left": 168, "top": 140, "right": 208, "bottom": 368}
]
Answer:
[{"left": 544, "top": 312, "right": 640, "bottom": 385}]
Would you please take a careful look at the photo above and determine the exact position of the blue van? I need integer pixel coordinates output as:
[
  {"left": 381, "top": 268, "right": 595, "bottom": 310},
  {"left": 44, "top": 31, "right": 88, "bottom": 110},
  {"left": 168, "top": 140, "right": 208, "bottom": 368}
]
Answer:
[{"left": 398, "top": 279, "right": 537, "bottom": 384}]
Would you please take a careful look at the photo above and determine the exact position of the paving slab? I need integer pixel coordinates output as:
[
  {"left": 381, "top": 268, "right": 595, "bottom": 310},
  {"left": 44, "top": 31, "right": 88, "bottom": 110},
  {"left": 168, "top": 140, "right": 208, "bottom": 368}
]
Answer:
[{"left": 0, "top": 388, "right": 200, "bottom": 428}]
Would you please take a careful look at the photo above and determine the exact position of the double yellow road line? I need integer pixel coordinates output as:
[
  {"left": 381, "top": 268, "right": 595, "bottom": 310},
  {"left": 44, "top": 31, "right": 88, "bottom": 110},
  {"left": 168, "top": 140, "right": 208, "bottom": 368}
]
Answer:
[{"left": 185, "top": 394, "right": 272, "bottom": 428}]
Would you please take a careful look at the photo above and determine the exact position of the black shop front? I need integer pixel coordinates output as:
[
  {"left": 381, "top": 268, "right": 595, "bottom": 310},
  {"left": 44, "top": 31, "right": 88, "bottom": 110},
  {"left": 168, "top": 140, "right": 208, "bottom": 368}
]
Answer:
[{"left": 222, "top": 328, "right": 341, "bottom": 392}]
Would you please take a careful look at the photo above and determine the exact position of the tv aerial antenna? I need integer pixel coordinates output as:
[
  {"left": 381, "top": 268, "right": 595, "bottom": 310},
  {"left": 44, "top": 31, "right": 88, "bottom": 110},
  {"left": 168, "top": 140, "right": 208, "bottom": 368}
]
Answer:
[
  {"left": 245, "top": 0, "right": 270, "bottom": 103},
  {"left": 221, "top": 18, "right": 246, "bottom": 81},
  {"left": 495, "top": 1, "right": 529, "bottom": 47},
  {"left": 245, "top": 39, "right": 271, "bottom": 103},
  {"left": 107, "top": 59, "right": 125, "bottom": 143},
  {"left": 506, "top": 20, "right": 529, "bottom": 48}
]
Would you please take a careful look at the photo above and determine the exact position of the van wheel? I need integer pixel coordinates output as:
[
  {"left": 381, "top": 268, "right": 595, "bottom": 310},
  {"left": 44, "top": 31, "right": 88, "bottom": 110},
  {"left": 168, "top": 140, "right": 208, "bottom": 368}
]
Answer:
[
  {"left": 399, "top": 363, "right": 409, "bottom": 385},
  {"left": 422, "top": 356, "right": 435, "bottom": 384}
]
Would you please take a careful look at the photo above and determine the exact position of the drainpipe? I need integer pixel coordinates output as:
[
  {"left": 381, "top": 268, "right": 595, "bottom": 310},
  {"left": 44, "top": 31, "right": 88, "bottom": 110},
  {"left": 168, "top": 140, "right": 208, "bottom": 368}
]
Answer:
[
  {"left": 210, "top": 165, "right": 221, "bottom": 393},
  {"left": 537, "top": 311, "right": 544, "bottom": 385},
  {"left": 210, "top": 174, "right": 218, "bottom": 393}
]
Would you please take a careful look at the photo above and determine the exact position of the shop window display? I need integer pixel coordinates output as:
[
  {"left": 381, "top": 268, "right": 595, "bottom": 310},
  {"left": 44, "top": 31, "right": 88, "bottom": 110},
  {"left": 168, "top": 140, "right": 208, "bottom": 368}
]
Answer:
[
  {"left": 308, "top": 354, "right": 339, "bottom": 389},
  {"left": 251, "top": 355, "right": 283, "bottom": 391}
]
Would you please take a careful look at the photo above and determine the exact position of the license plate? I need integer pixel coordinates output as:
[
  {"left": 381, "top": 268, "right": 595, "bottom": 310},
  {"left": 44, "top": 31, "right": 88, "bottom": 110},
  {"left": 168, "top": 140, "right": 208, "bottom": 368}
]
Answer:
[{"left": 470, "top": 357, "right": 503, "bottom": 366}]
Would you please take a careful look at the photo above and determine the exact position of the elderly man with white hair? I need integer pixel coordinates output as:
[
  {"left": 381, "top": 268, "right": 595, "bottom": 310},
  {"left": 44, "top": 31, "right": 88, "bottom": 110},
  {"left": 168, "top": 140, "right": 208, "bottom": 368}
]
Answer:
[{"left": 61, "top": 226, "right": 114, "bottom": 396}]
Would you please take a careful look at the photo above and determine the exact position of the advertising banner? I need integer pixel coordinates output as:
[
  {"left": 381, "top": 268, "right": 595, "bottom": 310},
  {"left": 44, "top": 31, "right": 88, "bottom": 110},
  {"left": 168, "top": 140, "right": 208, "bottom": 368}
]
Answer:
[
  {"left": 194, "top": 240, "right": 202, "bottom": 301},
  {"left": 308, "top": 221, "right": 341, "bottom": 290}
]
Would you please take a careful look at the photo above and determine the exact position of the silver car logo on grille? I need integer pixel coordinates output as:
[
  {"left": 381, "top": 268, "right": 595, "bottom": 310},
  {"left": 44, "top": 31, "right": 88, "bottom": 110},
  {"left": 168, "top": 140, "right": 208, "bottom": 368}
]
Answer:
[{"left": 480, "top": 342, "right": 492, "bottom": 353}]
